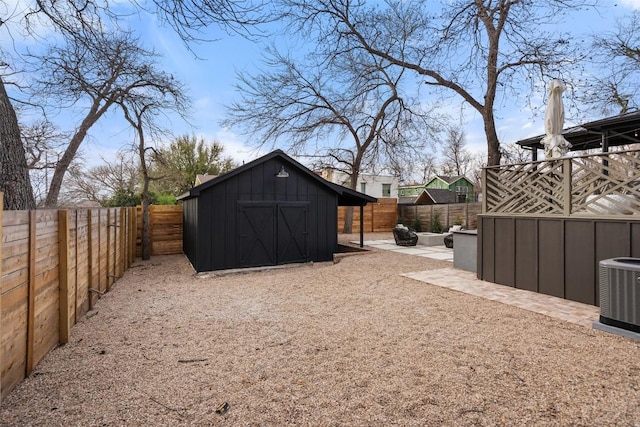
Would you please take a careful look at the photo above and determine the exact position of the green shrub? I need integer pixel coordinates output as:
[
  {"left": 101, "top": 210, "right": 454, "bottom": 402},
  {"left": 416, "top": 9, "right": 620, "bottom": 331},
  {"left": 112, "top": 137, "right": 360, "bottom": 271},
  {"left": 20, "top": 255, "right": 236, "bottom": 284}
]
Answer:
[
  {"left": 431, "top": 212, "right": 443, "bottom": 233},
  {"left": 155, "top": 193, "right": 178, "bottom": 205},
  {"left": 103, "top": 189, "right": 141, "bottom": 207},
  {"left": 411, "top": 216, "right": 422, "bottom": 232}
]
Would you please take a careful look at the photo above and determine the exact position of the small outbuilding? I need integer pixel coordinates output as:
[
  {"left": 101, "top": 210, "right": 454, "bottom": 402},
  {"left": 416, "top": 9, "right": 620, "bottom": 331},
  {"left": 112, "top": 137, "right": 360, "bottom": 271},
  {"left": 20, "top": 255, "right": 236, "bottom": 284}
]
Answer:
[{"left": 177, "top": 150, "right": 377, "bottom": 272}]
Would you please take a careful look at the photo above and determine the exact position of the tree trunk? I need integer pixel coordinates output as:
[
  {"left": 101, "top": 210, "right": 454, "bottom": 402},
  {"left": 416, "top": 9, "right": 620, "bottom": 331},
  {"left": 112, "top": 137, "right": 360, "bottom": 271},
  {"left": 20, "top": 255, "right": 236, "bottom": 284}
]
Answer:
[
  {"left": 0, "top": 77, "right": 36, "bottom": 210},
  {"left": 342, "top": 206, "right": 354, "bottom": 234},
  {"left": 138, "top": 127, "right": 152, "bottom": 261},
  {"left": 141, "top": 179, "right": 151, "bottom": 260},
  {"left": 483, "top": 110, "right": 502, "bottom": 167},
  {"left": 341, "top": 172, "right": 360, "bottom": 234},
  {"left": 45, "top": 108, "right": 105, "bottom": 207}
]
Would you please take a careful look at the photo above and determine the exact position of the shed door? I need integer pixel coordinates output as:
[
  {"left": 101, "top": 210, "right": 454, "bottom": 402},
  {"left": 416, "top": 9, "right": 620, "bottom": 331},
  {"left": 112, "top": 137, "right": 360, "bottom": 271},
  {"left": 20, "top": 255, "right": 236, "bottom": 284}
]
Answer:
[
  {"left": 277, "top": 203, "right": 309, "bottom": 264},
  {"left": 238, "top": 202, "right": 309, "bottom": 268},
  {"left": 238, "top": 203, "right": 277, "bottom": 267}
]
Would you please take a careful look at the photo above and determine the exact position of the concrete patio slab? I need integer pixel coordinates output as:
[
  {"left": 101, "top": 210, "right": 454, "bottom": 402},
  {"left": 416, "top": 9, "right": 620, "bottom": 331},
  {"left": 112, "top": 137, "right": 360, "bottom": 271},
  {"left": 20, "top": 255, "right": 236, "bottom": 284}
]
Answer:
[{"left": 402, "top": 268, "right": 599, "bottom": 328}]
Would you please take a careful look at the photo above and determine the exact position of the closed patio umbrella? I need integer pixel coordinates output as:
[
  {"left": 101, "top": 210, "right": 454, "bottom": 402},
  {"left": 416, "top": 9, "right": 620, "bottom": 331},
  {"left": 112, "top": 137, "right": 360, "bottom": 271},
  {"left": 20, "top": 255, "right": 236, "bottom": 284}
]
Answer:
[{"left": 541, "top": 79, "right": 572, "bottom": 158}]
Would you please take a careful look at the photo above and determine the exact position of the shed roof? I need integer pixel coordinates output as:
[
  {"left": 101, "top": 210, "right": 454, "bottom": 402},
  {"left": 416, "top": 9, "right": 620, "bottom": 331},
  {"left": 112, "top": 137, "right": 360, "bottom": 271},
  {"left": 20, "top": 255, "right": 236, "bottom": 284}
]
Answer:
[
  {"left": 424, "top": 189, "right": 458, "bottom": 204},
  {"left": 516, "top": 110, "right": 640, "bottom": 152},
  {"left": 398, "top": 196, "right": 420, "bottom": 205},
  {"left": 177, "top": 149, "right": 377, "bottom": 206},
  {"left": 398, "top": 191, "right": 431, "bottom": 205}
]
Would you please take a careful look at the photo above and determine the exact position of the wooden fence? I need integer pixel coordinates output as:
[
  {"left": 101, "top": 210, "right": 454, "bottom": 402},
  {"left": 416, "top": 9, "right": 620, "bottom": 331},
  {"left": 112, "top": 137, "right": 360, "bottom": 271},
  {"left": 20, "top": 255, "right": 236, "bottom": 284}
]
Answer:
[
  {"left": 135, "top": 205, "right": 183, "bottom": 257},
  {"left": 398, "top": 202, "right": 482, "bottom": 231},
  {"left": 338, "top": 198, "right": 398, "bottom": 232},
  {"left": 0, "top": 200, "right": 138, "bottom": 401}
]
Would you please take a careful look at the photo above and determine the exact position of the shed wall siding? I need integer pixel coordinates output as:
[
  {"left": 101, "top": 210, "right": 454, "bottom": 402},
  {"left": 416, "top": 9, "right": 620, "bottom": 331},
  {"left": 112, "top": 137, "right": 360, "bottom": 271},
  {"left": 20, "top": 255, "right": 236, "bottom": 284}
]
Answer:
[{"left": 182, "top": 198, "right": 198, "bottom": 270}]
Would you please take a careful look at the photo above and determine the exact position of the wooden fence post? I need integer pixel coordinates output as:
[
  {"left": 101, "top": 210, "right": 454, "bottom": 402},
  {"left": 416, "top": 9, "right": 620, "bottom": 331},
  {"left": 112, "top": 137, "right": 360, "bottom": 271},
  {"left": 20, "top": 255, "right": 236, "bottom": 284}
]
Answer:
[
  {"left": 563, "top": 158, "right": 572, "bottom": 216},
  {"left": 0, "top": 192, "right": 2, "bottom": 404},
  {"left": 106, "top": 209, "right": 111, "bottom": 291},
  {"left": 149, "top": 205, "right": 155, "bottom": 256},
  {"left": 129, "top": 207, "right": 135, "bottom": 264},
  {"left": 58, "top": 210, "right": 70, "bottom": 345},
  {"left": 26, "top": 210, "right": 36, "bottom": 375},
  {"left": 370, "top": 203, "right": 374, "bottom": 232},
  {"left": 73, "top": 210, "right": 79, "bottom": 326},
  {"left": 87, "top": 209, "right": 94, "bottom": 310},
  {"left": 119, "top": 208, "right": 125, "bottom": 277},
  {"left": 481, "top": 168, "right": 488, "bottom": 214},
  {"left": 430, "top": 205, "right": 434, "bottom": 230},
  {"left": 99, "top": 209, "right": 104, "bottom": 294}
]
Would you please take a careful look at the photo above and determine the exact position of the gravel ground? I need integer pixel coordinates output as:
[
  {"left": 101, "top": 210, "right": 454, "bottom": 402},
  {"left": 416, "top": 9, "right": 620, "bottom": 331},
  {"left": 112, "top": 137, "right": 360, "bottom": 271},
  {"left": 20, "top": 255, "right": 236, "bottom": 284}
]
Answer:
[{"left": 1, "top": 233, "right": 639, "bottom": 426}]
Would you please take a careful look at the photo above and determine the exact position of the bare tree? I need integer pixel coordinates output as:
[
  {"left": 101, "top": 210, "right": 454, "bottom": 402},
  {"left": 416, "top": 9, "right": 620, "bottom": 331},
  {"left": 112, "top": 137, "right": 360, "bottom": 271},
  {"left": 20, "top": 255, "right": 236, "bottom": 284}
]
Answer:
[
  {"left": 224, "top": 45, "right": 437, "bottom": 232},
  {"left": 585, "top": 12, "right": 640, "bottom": 115},
  {"left": 419, "top": 154, "right": 439, "bottom": 185},
  {"left": 123, "top": 104, "right": 155, "bottom": 259},
  {"left": 28, "top": 30, "right": 183, "bottom": 207},
  {"left": 115, "top": 65, "right": 189, "bottom": 259},
  {"left": 64, "top": 152, "right": 141, "bottom": 205},
  {"left": 279, "top": 0, "right": 594, "bottom": 166},
  {"left": 20, "top": 119, "right": 71, "bottom": 205},
  {"left": 440, "top": 127, "right": 472, "bottom": 177},
  {"left": 151, "top": 0, "right": 273, "bottom": 42},
  {"left": 22, "top": 120, "right": 66, "bottom": 169},
  {"left": 469, "top": 152, "right": 487, "bottom": 200},
  {"left": 0, "top": 0, "right": 268, "bottom": 209},
  {"left": 501, "top": 142, "right": 531, "bottom": 165}
]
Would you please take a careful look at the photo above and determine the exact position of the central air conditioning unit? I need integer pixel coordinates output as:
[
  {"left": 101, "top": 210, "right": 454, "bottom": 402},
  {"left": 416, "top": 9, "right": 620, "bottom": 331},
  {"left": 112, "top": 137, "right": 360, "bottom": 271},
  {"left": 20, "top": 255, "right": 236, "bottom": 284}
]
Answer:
[{"left": 599, "top": 258, "right": 640, "bottom": 333}]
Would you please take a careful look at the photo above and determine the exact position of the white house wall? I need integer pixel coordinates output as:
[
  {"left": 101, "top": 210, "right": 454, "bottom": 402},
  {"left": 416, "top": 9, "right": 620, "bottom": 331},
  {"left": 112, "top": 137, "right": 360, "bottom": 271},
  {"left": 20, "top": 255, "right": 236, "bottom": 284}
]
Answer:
[{"left": 320, "top": 168, "right": 399, "bottom": 198}]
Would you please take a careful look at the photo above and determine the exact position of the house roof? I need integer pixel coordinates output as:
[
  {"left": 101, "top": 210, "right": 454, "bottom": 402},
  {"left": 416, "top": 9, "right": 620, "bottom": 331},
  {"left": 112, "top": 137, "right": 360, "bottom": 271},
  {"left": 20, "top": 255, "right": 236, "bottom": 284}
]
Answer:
[
  {"left": 398, "top": 196, "right": 419, "bottom": 205},
  {"left": 398, "top": 183, "right": 426, "bottom": 188},
  {"left": 398, "top": 191, "right": 432, "bottom": 205},
  {"left": 195, "top": 174, "right": 217, "bottom": 185},
  {"left": 435, "top": 175, "right": 464, "bottom": 184},
  {"left": 516, "top": 110, "right": 640, "bottom": 152},
  {"left": 177, "top": 149, "right": 377, "bottom": 206},
  {"left": 426, "top": 175, "right": 472, "bottom": 187},
  {"left": 424, "top": 189, "right": 458, "bottom": 204}
]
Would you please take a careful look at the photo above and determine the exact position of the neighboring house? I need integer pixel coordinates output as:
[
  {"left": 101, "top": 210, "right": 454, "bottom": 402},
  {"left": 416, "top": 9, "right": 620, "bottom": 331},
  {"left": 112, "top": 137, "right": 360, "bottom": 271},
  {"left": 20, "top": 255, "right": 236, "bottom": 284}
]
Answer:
[
  {"left": 397, "top": 184, "right": 426, "bottom": 198},
  {"left": 425, "top": 175, "right": 475, "bottom": 203},
  {"left": 319, "top": 168, "right": 399, "bottom": 198},
  {"left": 195, "top": 174, "right": 217, "bottom": 186},
  {"left": 398, "top": 175, "right": 475, "bottom": 204}
]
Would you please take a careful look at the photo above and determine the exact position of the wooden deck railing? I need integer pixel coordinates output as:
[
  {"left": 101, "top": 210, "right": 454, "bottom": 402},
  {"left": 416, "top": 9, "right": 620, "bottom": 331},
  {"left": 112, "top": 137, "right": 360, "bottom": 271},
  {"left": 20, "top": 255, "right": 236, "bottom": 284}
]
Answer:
[{"left": 483, "top": 148, "right": 640, "bottom": 216}]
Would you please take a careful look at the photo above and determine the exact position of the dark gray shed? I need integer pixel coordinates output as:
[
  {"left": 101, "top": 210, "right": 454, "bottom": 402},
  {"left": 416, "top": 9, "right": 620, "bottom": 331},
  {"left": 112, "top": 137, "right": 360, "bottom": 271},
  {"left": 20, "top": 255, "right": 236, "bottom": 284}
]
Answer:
[{"left": 177, "top": 150, "right": 376, "bottom": 272}]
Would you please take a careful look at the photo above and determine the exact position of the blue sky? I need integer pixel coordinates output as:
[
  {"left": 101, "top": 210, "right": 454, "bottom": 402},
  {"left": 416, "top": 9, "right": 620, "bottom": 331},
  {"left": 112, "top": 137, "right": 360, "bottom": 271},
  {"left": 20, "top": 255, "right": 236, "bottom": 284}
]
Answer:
[{"left": 5, "top": 0, "right": 640, "bottom": 169}]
